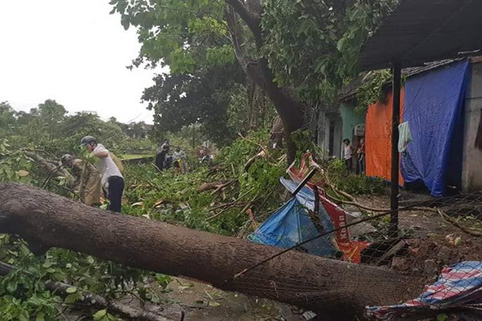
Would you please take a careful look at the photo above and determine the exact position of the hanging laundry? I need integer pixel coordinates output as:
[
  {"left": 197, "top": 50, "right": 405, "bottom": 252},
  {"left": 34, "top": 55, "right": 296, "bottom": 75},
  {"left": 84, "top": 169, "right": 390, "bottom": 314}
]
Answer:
[{"left": 398, "top": 121, "right": 412, "bottom": 153}]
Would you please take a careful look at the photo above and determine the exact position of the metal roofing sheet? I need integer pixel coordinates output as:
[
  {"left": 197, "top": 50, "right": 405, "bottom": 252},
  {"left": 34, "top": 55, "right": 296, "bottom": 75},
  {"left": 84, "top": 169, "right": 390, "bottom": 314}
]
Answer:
[{"left": 360, "top": 0, "right": 482, "bottom": 71}]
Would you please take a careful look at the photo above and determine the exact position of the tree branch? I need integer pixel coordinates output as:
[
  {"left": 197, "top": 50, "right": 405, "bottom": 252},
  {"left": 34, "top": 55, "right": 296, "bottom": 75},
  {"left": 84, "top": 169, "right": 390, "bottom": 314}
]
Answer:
[{"left": 224, "top": 0, "right": 261, "bottom": 41}]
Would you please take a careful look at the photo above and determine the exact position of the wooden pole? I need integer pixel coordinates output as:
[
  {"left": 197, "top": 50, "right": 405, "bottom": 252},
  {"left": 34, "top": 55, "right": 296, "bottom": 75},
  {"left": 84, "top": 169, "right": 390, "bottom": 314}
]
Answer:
[{"left": 390, "top": 62, "right": 402, "bottom": 235}]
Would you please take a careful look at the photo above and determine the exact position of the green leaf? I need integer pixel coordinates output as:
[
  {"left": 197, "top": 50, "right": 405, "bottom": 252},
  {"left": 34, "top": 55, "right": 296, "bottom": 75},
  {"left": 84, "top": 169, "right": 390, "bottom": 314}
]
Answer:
[
  {"left": 19, "top": 312, "right": 29, "bottom": 321},
  {"left": 42, "top": 262, "right": 53, "bottom": 268},
  {"left": 64, "top": 294, "right": 78, "bottom": 304},
  {"left": 93, "top": 309, "right": 108, "bottom": 320},
  {"left": 66, "top": 287, "right": 77, "bottom": 294},
  {"left": 36, "top": 312, "right": 45, "bottom": 321},
  {"left": 337, "top": 37, "right": 346, "bottom": 51},
  {"left": 6, "top": 281, "right": 17, "bottom": 293},
  {"left": 437, "top": 314, "right": 448, "bottom": 321},
  {"left": 16, "top": 170, "right": 29, "bottom": 177}
]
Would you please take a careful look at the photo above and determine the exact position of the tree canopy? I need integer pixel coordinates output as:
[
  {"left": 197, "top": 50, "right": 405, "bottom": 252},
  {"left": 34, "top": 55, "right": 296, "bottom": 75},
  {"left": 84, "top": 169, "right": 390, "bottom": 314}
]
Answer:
[
  {"left": 261, "top": 0, "right": 397, "bottom": 101},
  {"left": 110, "top": 0, "right": 397, "bottom": 160}
]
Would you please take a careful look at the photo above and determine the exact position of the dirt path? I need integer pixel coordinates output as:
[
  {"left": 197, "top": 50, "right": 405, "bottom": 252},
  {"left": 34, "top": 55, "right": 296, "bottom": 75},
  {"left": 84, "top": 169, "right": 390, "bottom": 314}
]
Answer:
[
  {"left": 146, "top": 277, "right": 307, "bottom": 321},
  {"left": 354, "top": 193, "right": 482, "bottom": 278}
]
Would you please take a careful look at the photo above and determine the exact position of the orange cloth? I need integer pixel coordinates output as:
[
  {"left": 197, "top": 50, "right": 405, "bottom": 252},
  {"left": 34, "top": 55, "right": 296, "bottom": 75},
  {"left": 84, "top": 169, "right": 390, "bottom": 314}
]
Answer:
[{"left": 365, "top": 90, "right": 405, "bottom": 185}]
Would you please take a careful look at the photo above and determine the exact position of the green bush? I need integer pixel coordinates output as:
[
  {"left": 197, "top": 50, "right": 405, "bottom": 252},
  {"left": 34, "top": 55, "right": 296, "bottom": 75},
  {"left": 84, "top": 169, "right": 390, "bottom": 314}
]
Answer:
[{"left": 327, "top": 158, "right": 385, "bottom": 195}]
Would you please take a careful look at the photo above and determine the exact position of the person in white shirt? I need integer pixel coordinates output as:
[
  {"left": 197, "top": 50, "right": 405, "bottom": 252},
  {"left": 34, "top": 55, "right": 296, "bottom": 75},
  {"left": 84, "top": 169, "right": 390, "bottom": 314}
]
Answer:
[
  {"left": 81, "top": 136, "right": 124, "bottom": 213},
  {"left": 343, "top": 138, "right": 355, "bottom": 173},
  {"left": 172, "top": 146, "right": 188, "bottom": 174}
]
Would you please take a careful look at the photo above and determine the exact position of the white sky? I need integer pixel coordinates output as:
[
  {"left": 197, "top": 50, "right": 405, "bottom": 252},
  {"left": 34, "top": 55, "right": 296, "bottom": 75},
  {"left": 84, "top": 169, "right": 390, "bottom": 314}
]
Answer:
[{"left": 0, "top": 0, "right": 163, "bottom": 124}]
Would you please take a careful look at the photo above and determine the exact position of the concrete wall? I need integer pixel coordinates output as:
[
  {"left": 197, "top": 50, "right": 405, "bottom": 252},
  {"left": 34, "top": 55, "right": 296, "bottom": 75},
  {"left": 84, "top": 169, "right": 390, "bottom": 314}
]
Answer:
[
  {"left": 317, "top": 111, "right": 342, "bottom": 158},
  {"left": 332, "top": 114, "right": 342, "bottom": 158},
  {"left": 339, "top": 103, "right": 365, "bottom": 143},
  {"left": 317, "top": 111, "right": 328, "bottom": 152},
  {"left": 462, "top": 62, "right": 482, "bottom": 192}
]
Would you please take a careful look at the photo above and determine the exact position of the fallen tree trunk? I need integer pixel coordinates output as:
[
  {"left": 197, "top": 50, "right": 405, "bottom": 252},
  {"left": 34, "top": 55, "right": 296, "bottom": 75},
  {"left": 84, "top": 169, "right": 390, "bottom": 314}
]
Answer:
[{"left": 0, "top": 183, "right": 422, "bottom": 319}]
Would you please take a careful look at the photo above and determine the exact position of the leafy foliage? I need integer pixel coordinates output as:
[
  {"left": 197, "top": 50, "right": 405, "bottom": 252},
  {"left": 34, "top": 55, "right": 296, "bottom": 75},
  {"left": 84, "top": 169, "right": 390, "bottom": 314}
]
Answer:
[
  {"left": 0, "top": 117, "right": 389, "bottom": 319},
  {"left": 110, "top": 0, "right": 229, "bottom": 70},
  {"left": 0, "top": 125, "right": 291, "bottom": 319},
  {"left": 0, "top": 102, "right": 17, "bottom": 137},
  {"left": 0, "top": 140, "right": 33, "bottom": 184},
  {"left": 261, "top": 0, "right": 398, "bottom": 101},
  {"left": 124, "top": 129, "right": 286, "bottom": 235},
  {"left": 143, "top": 64, "right": 247, "bottom": 147},
  {"left": 0, "top": 233, "right": 170, "bottom": 320},
  {"left": 354, "top": 70, "right": 391, "bottom": 114},
  {"left": 327, "top": 158, "right": 385, "bottom": 195},
  {"left": 109, "top": 0, "right": 272, "bottom": 147}
]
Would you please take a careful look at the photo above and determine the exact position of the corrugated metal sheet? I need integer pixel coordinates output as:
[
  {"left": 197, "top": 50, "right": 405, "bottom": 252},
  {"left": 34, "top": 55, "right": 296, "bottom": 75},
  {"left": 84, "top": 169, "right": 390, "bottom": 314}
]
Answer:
[{"left": 360, "top": 0, "right": 482, "bottom": 71}]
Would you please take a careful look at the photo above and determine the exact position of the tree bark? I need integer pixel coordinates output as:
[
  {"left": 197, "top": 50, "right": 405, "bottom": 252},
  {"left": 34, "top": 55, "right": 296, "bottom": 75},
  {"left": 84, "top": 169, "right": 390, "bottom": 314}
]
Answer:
[
  {"left": 224, "top": 1, "right": 305, "bottom": 163},
  {"left": 24, "top": 151, "right": 73, "bottom": 182},
  {"left": 0, "top": 183, "right": 422, "bottom": 319}
]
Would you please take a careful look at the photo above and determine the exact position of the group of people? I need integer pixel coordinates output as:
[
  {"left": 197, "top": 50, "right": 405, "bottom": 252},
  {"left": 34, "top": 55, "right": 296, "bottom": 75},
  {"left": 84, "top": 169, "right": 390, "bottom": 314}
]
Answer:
[
  {"left": 155, "top": 140, "right": 189, "bottom": 174},
  {"left": 343, "top": 138, "right": 365, "bottom": 174},
  {"left": 61, "top": 136, "right": 125, "bottom": 213}
]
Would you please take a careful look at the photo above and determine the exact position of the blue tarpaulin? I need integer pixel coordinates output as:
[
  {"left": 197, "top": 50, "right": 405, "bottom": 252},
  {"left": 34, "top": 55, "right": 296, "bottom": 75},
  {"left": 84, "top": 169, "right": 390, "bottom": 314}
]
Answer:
[
  {"left": 401, "top": 61, "right": 470, "bottom": 197},
  {"left": 248, "top": 178, "right": 337, "bottom": 257}
]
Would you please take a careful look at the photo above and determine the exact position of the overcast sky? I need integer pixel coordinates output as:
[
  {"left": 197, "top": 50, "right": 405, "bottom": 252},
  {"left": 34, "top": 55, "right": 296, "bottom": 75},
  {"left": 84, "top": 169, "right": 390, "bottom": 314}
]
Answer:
[{"left": 0, "top": 0, "right": 162, "bottom": 124}]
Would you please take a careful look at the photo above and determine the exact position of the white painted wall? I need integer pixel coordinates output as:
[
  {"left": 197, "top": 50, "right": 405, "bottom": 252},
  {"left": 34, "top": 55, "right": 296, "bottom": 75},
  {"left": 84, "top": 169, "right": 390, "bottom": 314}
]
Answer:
[
  {"left": 462, "top": 62, "right": 482, "bottom": 191},
  {"left": 316, "top": 111, "right": 342, "bottom": 158},
  {"left": 333, "top": 116, "right": 342, "bottom": 158}
]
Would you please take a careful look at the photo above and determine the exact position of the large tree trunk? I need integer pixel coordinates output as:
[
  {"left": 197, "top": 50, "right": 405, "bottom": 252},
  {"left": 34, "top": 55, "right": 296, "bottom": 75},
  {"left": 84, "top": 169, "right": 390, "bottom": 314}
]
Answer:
[
  {"left": 225, "top": 0, "right": 305, "bottom": 163},
  {"left": 0, "top": 184, "right": 422, "bottom": 319}
]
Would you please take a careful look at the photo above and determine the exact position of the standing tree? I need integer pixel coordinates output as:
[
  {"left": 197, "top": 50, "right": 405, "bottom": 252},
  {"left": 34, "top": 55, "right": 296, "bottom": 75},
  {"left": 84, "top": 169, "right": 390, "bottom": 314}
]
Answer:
[
  {"left": 110, "top": 0, "right": 306, "bottom": 161},
  {"left": 0, "top": 101, "right": 16, "bottom": 136},
  {"left": 37, "top": 99, "right": 67, "bottom": 140},
  {"left": 110, "top": 0, "right": 396, "bottom": 162},
  {"left": 142, "top": 62, "right": 247, "bottom": 146}
]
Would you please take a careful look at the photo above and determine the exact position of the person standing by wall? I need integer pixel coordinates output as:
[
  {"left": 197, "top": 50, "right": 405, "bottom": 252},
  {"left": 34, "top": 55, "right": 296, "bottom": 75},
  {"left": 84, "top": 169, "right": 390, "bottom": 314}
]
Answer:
[
  {"left": 81, "top": 136, "right": 124, "bottom": 213},
  {"left": 343, "top": 138, "right": 354, "bottom": 173}
]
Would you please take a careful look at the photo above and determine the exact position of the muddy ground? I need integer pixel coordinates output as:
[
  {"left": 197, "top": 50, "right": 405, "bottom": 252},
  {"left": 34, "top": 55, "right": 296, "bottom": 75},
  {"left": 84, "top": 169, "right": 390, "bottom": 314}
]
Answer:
[
  {"left": 353, "top": 192, "right": 482, "bottom": 276},
  {"left": 151, "top": 278, "right": 307, "bottom": 321}
]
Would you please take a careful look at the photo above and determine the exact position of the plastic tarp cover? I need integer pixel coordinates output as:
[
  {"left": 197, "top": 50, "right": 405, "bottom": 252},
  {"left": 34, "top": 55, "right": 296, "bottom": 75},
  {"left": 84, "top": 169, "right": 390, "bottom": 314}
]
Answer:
[
  {"left": 365, "top": 91, "right": 405, "bottom": 184},
  {"left": 401, "top": 61, "right": 470, "bottom": 197},
  {"left": 366, "top": 261, "right": 482, "bottom": 320},
  {"left": 284, "top": 158, "right": 371, "bottom": 263},
  {"left": 249, "top": 179, "right": 337, "bottom": 257}
]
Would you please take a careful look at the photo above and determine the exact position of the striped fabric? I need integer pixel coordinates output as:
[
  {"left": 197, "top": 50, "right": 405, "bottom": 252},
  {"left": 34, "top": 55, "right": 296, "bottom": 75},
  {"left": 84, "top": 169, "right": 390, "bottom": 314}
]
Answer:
[{"left": 366, "top": 261, "right": 482, "bottom": 320}]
